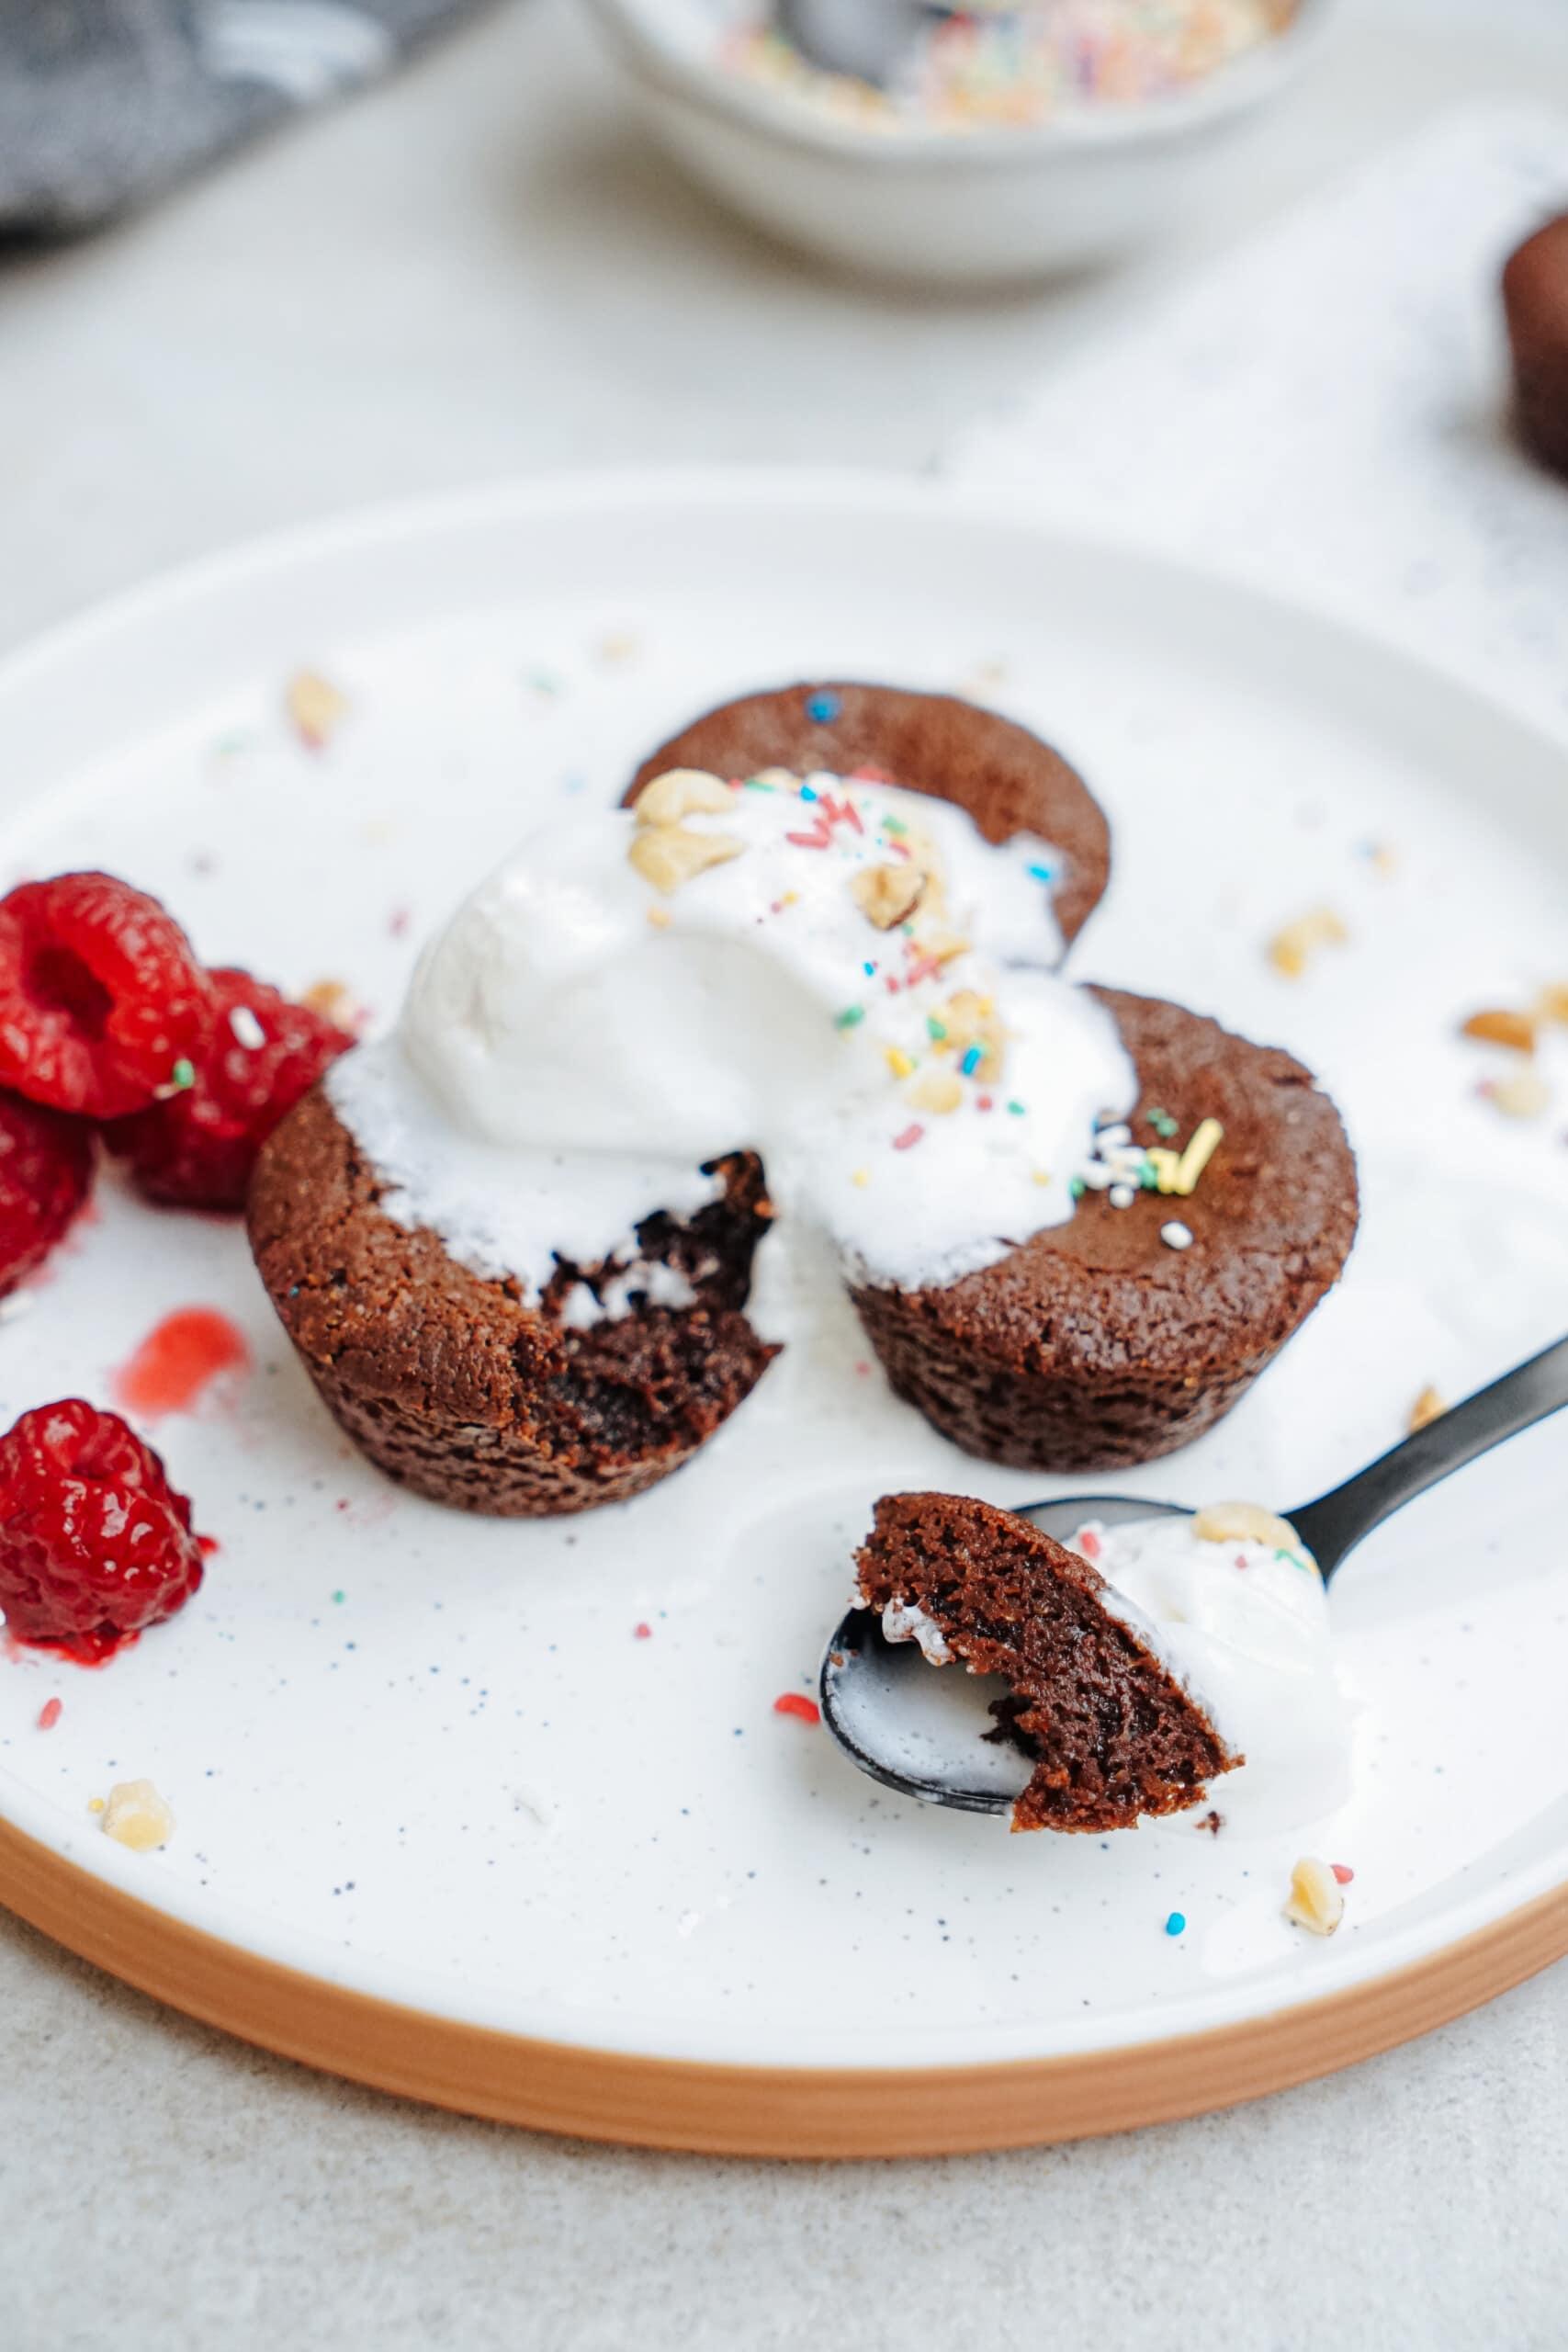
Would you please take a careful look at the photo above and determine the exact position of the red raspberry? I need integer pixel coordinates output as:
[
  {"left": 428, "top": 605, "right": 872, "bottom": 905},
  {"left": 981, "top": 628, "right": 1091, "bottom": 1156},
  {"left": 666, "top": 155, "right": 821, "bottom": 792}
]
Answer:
[
  {"left": 105, "top": 967, "right": 353, "bottom": 1212},
  {"left": 0, "top": 872, "right": 207, "bottom": 1119},
  {"left": 0, "top": 1400, "right": 205, "bottom": 1662},
  {"left": 0, "top": 1089, "right": 94, "bottom": 1296}
]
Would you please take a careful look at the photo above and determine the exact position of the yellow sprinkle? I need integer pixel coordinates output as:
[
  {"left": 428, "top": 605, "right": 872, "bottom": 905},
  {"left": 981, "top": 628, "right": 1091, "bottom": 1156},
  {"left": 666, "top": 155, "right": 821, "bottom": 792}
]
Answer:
[
  {"left": 646, "top": 905, "right": 671, "bottom": 930},
  {"left": 1031, "top": 1167, "right": 1052, "bottom": 1187},
  {"left": 1146, "top": 1146, "right": 1181, "bottom": 1195},
  {"left": 852, "top": 1167, "right": 871, "bottom": 1189},
  {"left": 1174, "top": 1118, "right": 1224, "bottom": 1196},
  {"left": 1268, "top": 906, "right": 1348, "bottom": 980},
  {"left": 976, "top": 996, "right": 994, "bottom": 1018},
  {"left": 780, "top": 889, "right": 799, "bottom": 908},
  {"left": 87, "top": 1797, "right": 105, "bottom": 1815},
  {"left": 885, "top": 1046, "right": 914, "bottom": 1080}
]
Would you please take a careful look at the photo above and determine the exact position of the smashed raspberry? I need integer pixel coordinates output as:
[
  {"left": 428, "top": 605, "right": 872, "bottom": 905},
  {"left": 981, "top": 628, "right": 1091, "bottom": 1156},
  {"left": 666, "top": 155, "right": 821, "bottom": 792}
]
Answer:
[
  {"left": 0, "top": 872, "right": 207, "bottom": 1120},
  {"left": 105, "top": 967, "right": 353, "bottom": 1212},
  {"left": 0, "top": 1400, "right": 205, "bottom": 1662},
  {"left": 0, "top": 1089, "right": 94, "bottom": 1296}
]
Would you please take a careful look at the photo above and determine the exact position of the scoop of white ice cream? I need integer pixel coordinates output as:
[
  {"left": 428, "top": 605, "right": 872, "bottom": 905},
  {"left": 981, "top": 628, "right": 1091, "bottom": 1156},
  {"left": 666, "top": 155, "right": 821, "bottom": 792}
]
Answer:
[
  {"left": 330, "top": 767, "right": 1133, "bottom": 1304},
  {"left": 1069, "top": 1508, "right": 1351, "bottom": 1835}
]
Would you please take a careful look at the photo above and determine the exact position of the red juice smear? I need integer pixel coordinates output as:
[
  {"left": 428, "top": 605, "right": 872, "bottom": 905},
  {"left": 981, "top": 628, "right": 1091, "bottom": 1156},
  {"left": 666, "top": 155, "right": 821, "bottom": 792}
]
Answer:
[{"left": 112, "top": 1306, "right": 250, "bottom": 1420}]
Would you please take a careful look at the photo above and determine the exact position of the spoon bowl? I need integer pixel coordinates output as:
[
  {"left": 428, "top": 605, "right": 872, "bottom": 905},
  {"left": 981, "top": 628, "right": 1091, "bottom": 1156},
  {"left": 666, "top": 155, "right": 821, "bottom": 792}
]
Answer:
[{"left": 820, "top": 1335, "right": 1568, "bottom": 1815}]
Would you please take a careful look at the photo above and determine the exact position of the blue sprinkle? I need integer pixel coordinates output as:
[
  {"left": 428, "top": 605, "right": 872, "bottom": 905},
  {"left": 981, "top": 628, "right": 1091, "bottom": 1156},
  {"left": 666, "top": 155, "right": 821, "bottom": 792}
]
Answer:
[
  {"left": 799, "top": 783, "right": 818, "bottom": 801},
  {"left": 806, "top": 691, "right": 841, "bottom": 723},
  {"left": 1027, "top": 861, "right": 1055, "bottom": 885},
  {"left": 863, "top": 960, "right": 876, "bottom": 977},
  {"left": 1165, "top": 1910, "right": 1186, "bottom": 1938},
  {"left": 960, "top": 1044, "right": 984, "bottom": 1077}
]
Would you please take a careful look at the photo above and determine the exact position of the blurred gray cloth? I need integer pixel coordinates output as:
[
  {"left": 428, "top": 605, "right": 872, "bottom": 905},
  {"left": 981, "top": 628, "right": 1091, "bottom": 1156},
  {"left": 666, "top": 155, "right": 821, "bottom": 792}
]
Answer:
[{"left": 0, "top": 0, "right": 491, "bottom": 234}]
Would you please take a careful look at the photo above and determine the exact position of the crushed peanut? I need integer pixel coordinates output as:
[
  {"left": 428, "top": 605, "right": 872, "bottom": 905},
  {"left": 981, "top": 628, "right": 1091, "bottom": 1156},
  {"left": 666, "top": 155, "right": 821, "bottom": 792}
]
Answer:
[
  {"left": 1193, "top": 1499, "right": 1303, "bottom": 1553},
  {"left": 933, "top": 988, "right": 1005, "bottom": 1080},
  {"left": 1268, "top": 906, "right": 1348, "bottom": 980},
  {"left": 1284, "top": 1855, "right": 1344, "bottom": 1936},
  {"left": 851, "top": 862, "right": 926, "bottom": 931},
  {"left": 1408, "top": 1385, "right": 1446, "bottom": 1433},
  {"left": 628, "top": 824, "right": 743, "bottom": 896},
  {"left": 285, "top": 669, "right": 347, "bottom": 751},
  {"left": 908, "top": 1069, "right": 964, "bottom": 1115},
  {"left": 299, "top": 977, "right": 367, "bottom": 1034},
  {"left": 1461, "top": 1007, "right": 1537, "bottom": 1054},
  {"left": 100, "top": 1779, "right": 175, "bottom": 1853},
  {"left": 633, "top": 767, "right": 735, "bottom": 827},
  {"left": 1486, "top": 1069, "right": 1551, "bottom": 1121}
]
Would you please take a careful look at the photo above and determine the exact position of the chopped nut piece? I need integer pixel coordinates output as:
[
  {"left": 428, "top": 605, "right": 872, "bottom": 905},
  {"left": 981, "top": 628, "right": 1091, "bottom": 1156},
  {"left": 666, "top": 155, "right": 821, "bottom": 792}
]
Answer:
[
  {"left": 1408, "top": 1385, "right": 1446, "bottom": 1433},
  {"left": 851, "top": 862, "right": 925, "bottom": 930},
  {"left": 1461, "top": 1008, "right": 1537, "bottom": 1054},
  {"left": 100, "top": 1779, "right": 175, "bottom": 1853},
  {"left": 1193, "top": 1499, "right": 1303, "bottom": 1553},
  {"left": 908, "top": 1069, "right": 964, "bottom": 1115},
  {"left": 628, "top": 824, "right": 743, "bottom": 896},
  {"left": 1268, "top": 906, "right": 1348, "bottom": 979},
  {"left": 299, "top": 977, "right": 367, "bottom": 1035},
  {"left": 285, "top": 669, "right": 347, "bottom": 750},
  {"left": 633, "top": 768, "right": 734, "bottom": 827},
  {"left": 1284, "top": 1855, "right": 1344, "bottom": 1936},
  {"left": 935, "top": 988, "right": 1005, "bottom": 1080},
  {"left": 1487, "top": 1069, "right": 1551, "bottom": 1121}
]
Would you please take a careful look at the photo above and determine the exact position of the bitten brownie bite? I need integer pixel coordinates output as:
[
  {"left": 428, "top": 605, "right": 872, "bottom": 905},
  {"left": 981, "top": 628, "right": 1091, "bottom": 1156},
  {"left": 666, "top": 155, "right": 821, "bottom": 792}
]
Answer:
[
  {"left": 248, "top": 1091, "right": 776, "bottom": 1516},
  {"left": 851, "top": 987, "right": 1359, "bottom": 1470},
  {"left": 626, "top": 681, "right": 1111, "bottom": 954},
  {"left": 1502, "top": 212, "right": 1568, "bottom": 481},
  {"left": 855, "top": 1491, "right": 1240, "bottom": 1833}
]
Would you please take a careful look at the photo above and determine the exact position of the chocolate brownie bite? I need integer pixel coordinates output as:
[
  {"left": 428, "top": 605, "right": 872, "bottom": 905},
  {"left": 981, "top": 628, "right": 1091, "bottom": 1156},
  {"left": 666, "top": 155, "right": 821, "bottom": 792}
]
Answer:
[
  {"left": 1503, "top": 213, "right": 1568, "bottom": 481},
  {"left": 851, "top": 988, "right": 1358, "bottom": 1470},
  {"left": 247, "top": 1087, "right": 776, "bottom": 1516},
  {"left": 855, "top": 1491, "right": 1240, "bottom": 1833},
  {"left": 626, "top": 681, "right": 1111, "bottom": 953}
]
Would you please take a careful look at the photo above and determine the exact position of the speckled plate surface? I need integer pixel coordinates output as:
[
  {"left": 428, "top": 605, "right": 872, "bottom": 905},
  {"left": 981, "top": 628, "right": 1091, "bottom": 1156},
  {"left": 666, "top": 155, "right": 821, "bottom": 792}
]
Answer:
[{"left": 0, "top": 471, "right": 1564, "bottom": 2154}]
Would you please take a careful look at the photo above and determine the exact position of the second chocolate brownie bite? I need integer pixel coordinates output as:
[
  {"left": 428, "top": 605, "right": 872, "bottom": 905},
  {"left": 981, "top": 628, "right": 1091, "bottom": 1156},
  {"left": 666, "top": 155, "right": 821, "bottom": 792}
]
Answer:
[
  {"left": 851, "top": 988, "right": 1359, "bottom": 1470},
  {"left": 626, "top": 681, "right": 1111, "bottom": 955}
]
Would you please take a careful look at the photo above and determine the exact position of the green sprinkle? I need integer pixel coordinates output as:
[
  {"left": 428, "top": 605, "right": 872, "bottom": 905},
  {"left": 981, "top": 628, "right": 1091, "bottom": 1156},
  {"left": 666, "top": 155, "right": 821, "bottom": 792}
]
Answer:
[
  {"left": 743, "top": 775, "right": 776, "bottom": 791},
  {"left": 882, "top": 816, "right": 908, "bottom": 836},
  {"left": 171, "top": 1057, "right": 196, "bottom": 1091},
  {"left": 332, "top": 1589, "right": 346, "bottom": 1605},
  {"left": 1148, "top": 1107, "right": 1179, "bottom": 1139},
  {"left": 1006, "top": 1099, "right": 1025, "bottom": 1116},
  {"left": 834, "top": 1005, "right": 865, "bottom": 1031},
  {"left": 1140, "top": 1159, "right": 1159, "bottom": 1189},
  {"left": 926, "top": 1017, "right": 948, "bottom": 1042},
  {"left": 1069, "top": 1175, "right": 1085, "bottom": 1199}
]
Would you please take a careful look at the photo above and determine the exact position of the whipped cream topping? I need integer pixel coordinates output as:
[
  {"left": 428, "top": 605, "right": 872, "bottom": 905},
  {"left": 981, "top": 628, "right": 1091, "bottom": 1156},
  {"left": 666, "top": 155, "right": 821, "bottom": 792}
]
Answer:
[
  {"left": 1069, "top": 1510, "right": 1351, "bottom": 1836},
  {"left": 328, "top": 766, "right": 1133, "bottom": 1312}
]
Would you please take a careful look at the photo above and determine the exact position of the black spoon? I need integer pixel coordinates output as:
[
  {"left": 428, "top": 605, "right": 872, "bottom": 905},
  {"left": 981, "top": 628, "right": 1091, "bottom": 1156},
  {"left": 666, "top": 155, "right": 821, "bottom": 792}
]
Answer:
[
  {"left": 819, "top": 1333, "right": 1568, "bottom": 1815},
  {"left": 776, "top": 0, "right": 933, "bottom": 85}
]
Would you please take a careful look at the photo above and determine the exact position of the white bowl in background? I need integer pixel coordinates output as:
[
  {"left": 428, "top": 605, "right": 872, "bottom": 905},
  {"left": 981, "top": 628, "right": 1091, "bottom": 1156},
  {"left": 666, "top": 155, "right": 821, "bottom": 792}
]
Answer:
[{"left": 582, "top": 0, "right": 1333, "bottom": 286}]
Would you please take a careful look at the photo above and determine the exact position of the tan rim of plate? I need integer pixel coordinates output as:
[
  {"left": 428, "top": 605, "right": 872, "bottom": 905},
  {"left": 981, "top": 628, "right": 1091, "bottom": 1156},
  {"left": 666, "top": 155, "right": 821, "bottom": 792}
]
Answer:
[{"left": 3, "top": 1813, "right": 1563, "bottom": 2158}]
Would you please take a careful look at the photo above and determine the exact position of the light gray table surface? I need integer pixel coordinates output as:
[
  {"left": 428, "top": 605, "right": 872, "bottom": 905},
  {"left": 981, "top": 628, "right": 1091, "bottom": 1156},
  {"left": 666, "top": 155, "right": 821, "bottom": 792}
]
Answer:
[{"left": 3, "top": 4, "right": 1567, "bottom": 2346}]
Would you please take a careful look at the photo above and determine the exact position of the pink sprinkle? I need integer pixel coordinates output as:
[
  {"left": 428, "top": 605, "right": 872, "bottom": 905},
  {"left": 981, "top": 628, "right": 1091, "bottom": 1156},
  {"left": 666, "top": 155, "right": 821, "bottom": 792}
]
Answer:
[
  {"left": 785, "top": 822, "right": 832, "bottom": 851},
  {"left": 849, "top": 763, "right": 895, "bottom": 784},
  {"left": 773, "top": 1692, "right": 820, "bottom": 1724},
  {"left": 853, "top": 1360, "right": 871, "bottom": 1377},
  {"left": 1076, "top": 1526, "right": 1101, "bottom": 1560},
  {"left": 389, "top": 906, "right": 412, "bottom": 938},
  {"left": 37, "top": 1697, "right": 62, "bottom": 1731},
  {"left": 1331, "top": 1862, "right": 1355, "bottom": 1885},
  {"left": 634, "top": 1622, "right": 652, "bottom": 1641},
  {"left": 976, "top": 1093, "right": 993, "bottom": 1112},
  {"left": 905, "top": 950, "right": 942, "bottom": 986},
  {"left": 886, "top": 838, "right": 912, "bottom": 862},
  {"left": 892, "top": 1124, "right": 925, "bottom": 1152}
]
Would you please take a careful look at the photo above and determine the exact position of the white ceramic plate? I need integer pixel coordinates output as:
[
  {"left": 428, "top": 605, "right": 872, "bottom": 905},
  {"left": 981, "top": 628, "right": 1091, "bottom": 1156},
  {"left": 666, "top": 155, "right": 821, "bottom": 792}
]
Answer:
[{"left": 0, "top": 471, "right": 1564, "bottom": 2152}]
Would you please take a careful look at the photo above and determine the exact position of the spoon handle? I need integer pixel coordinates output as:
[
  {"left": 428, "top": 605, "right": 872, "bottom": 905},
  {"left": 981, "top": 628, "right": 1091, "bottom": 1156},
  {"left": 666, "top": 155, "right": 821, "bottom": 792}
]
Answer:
[{"left": 1290, "top": 1333, "right": 1568, "bottom": 1580}]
